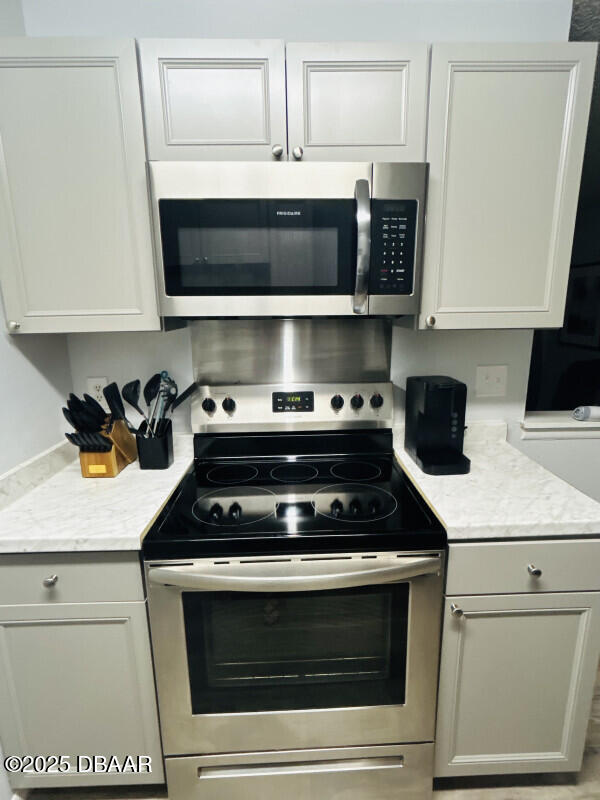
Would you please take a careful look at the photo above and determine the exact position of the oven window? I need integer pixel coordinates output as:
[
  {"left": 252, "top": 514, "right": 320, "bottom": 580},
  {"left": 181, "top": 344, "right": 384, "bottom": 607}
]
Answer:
[
  {"left": 182, "top": 584, "right": 409, "bottom": 714},
  {"left": 159, "top": 199, "right": 356, "bottom": 296}
]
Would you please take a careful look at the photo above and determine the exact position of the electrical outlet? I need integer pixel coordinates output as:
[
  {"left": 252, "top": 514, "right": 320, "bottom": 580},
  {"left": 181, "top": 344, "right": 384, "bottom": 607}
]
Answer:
[
  {"left": 475, "top": 365, "right": 508, "bottom": 398},
  {"left": 86, "top": 377, "right": 108, "bottom": 406}
]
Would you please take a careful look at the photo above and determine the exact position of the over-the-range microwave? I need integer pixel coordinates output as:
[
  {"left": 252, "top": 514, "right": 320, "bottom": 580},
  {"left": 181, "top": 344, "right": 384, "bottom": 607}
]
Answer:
[{"left": 149, "top": 161, "right": 428, "bottom": 318}]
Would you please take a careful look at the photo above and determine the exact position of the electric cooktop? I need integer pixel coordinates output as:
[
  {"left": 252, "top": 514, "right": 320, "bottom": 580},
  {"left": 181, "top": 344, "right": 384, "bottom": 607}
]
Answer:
[{"left": 143, "top": 429, "right": 445, "bottom": 559}]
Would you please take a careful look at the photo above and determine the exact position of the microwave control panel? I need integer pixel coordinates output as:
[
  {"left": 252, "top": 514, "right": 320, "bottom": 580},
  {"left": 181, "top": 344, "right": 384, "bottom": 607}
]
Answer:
[{"left": 369, "top": 199, "right": 418, "bottom": 295}]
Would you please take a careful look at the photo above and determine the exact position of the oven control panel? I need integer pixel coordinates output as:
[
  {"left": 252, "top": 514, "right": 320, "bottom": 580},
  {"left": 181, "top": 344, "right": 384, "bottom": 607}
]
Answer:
[
  {"left": 272, "top": 391, "right": 314, "bottom": 413},
  {"left": 192, "top": 383, "right": 394, "bottom": 432},
  {"left": 369, "top": 199, "right": 418, "bottom": 295}
]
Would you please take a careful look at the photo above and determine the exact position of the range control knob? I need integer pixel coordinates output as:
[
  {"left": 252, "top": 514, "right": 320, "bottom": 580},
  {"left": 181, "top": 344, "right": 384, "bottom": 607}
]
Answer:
[
  {"left": 351, "top": 393, "right": 364, "bottom": 410},
  {"left": 229, "top": 502, "right": 242, "bottom": 522},
  {"left": 330, "top": 499, "right": 344, "bottom": 518},
  {"left": 222, "top": 396, "right": 236, "bottom": 413},
  {"left": 349, "top": 498, "right": 362, "bottom": 516},
  {"left": 331, "top": 394, "right": 344, "bottom": 411},
  {"left": 209, "top": 503, "right": 223, "bottom": 522},
  {"left": 202, "top": 397, "right": 216, "bottom": 414},
  {"left": 370, "top": 393, "right": 384, "bottom": 409},
  {"left": 368, "top": 497, "right": 381, "bottom": 516}
]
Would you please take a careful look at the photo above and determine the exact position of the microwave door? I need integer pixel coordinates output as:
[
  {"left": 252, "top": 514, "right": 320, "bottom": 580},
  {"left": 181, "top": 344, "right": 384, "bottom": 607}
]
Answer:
[{"left": 150, "top": 161, "right": 372, "bottom": 318}]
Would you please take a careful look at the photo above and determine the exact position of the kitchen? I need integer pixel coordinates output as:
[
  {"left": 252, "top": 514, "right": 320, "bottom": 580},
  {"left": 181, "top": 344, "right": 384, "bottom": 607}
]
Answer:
[{"left": 2, "top": 0, "right": 600, "bottom": 799}]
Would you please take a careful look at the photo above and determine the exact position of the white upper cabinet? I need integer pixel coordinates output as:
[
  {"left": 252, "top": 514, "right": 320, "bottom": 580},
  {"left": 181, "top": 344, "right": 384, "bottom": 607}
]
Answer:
[
  {"left": 419, "top": 43, "right": 597, "bottom": 330},
  {"left": 138, "top": 39, "right": 287, "bottom": 161},
  {"left": 0, "top": 38, "right": 160, "bottom": 334},
  {"left": 285, "top": 42, "right": 429, "bottom": 162}
]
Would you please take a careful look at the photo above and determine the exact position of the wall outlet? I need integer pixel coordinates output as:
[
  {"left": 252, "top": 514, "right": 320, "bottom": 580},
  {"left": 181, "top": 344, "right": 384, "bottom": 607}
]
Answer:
[
  {"left": 86, "top": 376, "right": 108, "bottom": 406},
  {"left": 475, "top": 365, "right": 508, "bottom": 397}
]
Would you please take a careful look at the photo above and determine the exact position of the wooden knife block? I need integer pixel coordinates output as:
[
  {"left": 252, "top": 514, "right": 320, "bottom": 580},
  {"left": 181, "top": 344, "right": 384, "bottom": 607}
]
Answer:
[
  {"left": 78, "top": 421, "right": 138, "bottom": 478},
  {"left": 79, "top": 446, "right": 128, "bottom": 478}
]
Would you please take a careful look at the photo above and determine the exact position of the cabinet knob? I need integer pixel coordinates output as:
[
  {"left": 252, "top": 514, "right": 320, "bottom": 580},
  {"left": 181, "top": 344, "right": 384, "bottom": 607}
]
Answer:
[
  {"left": 425, "top": 315, "right": 436, "bottom": 328},
  {"left": 43, "top": 574, "right": 58, "bottom": 588},
  {"left": 271, "top": 144, "right": 284, "bottom": 159},
  {"left": 450, "top": 603, "right": 464, "bottom": 617},
  {"left": 292, "top": 146, "right": 304, "bottom": 161},
  {"left": 527, "top": 564, "right": 542, "bottom": 578},
  {"left": 8, "top": 320, "right": 20, "bottom": 332}
]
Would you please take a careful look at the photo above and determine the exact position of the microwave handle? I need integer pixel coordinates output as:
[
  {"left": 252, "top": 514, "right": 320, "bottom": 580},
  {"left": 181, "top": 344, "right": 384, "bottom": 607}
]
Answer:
[
  {"left": 147, "top": 555, "right": 441, "bottom": 593},
  {"left": 353, "top": 178, "right": 371, "bottom": 314}
]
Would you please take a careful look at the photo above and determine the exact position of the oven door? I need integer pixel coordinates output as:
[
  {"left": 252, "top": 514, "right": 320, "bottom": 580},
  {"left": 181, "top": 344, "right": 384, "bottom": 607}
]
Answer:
[
  {"left": 146, "top": 551, "right": 444, "bottom": 756},
  {"left": 149, "top": 162, "right": 372, "bottom": 318}
]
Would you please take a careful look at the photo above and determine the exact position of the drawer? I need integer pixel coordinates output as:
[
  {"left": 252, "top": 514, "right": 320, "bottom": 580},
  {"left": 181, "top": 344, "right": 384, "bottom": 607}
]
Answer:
[
  {"left": 0, "top": 552, "right": 143, "bottom": 605},
  {"left": 166, "top": 744, "right": 433, "bottom": 800},
  {"left": 446, "top": 539, "right": 600, "bottom": 596}
]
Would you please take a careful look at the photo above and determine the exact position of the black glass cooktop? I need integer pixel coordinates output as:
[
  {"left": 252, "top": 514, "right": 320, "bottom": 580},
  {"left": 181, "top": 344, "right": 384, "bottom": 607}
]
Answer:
[{"left": 142, "top": 429, "right": 445, "bottom": 559}]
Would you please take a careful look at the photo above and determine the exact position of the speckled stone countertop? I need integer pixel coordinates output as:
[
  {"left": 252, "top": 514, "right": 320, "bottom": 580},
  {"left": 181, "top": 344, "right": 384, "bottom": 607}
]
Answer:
[
  {"left": 393, "top": 422, "right": 600, "bottom": 540},
  {"left": 0, "top": 436, "right": 193, "bottom": 552},
  {"left": 1, "top": 424, "right": 600, "bottom": 554}
]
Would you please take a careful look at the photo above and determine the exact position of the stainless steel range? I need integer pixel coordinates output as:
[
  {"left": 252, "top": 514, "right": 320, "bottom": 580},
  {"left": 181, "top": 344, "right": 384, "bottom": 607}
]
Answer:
[{"left": 143, "top": 321, "right": 446, "bottom": 800}]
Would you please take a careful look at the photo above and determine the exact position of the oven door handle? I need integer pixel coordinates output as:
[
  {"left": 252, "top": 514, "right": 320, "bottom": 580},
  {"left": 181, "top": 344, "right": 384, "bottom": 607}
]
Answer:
[
  {"left": 353, "top": 178, "right": 371, "bottom": 315},
  {"left": 147, "top": 555, "right": 441, "bottom": 592}
]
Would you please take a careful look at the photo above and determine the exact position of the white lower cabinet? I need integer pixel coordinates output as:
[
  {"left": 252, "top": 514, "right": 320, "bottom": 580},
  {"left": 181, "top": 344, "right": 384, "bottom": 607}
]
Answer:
[
  {"left": 435, "top": 546, "right": 600, "bottom": 777},
  {"left": 0, "top": 556, "right": 164, "bottom": 790}
]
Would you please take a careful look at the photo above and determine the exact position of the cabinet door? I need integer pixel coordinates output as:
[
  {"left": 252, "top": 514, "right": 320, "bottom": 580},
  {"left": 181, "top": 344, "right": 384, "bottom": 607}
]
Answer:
[
  {"left": 420, "top": 43, "right": 596, "bottom": 330},
  {"left": 0, "top": 601, "right": 164, "bottom": 789},
  {"left": 0, "top": 38, "right": 159, "bottom": 334},
  {"left": 138, "top": 39, "right": 287, "bottom": 161},
  {"left": 285, "top": 42, "right": 428, "bottom": 162},
  {"left": 435, "top": 592, "right": 600, "bottom": 777}
]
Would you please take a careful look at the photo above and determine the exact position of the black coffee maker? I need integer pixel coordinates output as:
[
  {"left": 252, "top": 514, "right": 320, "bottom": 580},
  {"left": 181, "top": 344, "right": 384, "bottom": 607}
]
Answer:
[{"left": 404, "top": 375, "right": 470, "bottom": 475}]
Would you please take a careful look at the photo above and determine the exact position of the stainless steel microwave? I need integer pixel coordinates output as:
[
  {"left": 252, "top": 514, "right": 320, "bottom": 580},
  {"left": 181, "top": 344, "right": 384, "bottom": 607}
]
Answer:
[{"left": 149, "top": 162, "right": 428, "bottom": 318}]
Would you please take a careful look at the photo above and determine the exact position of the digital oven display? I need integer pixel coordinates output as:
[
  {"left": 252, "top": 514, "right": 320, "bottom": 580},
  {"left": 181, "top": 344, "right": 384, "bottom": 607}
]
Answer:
[{"left": 272, "top": 391, "right": 315, "bottom": 413}]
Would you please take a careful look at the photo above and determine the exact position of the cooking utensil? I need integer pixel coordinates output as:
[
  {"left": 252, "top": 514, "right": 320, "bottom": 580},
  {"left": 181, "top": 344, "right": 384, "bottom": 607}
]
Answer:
[
  {"left": 151, "top": 380, "right": 178, "bottom": 435},
  {"left": 143, "top": 373, "right": 161, "bottom": 410},
  {"left": 63, "top": 408, "right": 76, "bottom": 429},
  {"left": 122, "top": 379, "right": 148, "bottom": 424},
  {"left": 171, "top": 381, "right": 198, "bottom": 411}
]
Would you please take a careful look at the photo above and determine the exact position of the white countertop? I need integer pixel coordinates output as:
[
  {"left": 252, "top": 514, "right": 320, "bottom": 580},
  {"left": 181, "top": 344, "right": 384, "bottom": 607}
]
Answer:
[
  {"left": 393, "top": 423, "right": 600, "bottom": 540},
  {"left": 0, "top": 436, "right": 194, "bottom": 553},
  {"left": 1, "top": 424, "right": 600, "bottom": 554}
]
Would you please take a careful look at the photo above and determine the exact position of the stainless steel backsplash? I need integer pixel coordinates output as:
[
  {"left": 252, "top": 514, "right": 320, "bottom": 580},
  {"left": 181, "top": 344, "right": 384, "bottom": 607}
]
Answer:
[{"left": 190, "top": 318, "right": 391, "bottom": 385}]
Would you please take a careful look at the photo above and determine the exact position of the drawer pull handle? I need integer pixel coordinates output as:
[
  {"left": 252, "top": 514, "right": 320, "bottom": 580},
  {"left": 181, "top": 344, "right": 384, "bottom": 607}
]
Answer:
[
  {"left": 450, "top": 603, "right": 464, "bottom": 617},
  {"left": 42, "top": 575, "right": 58, "bottom": 588},
  {"left": 527, "top": 564, "right": 542, "bottom": 578}
]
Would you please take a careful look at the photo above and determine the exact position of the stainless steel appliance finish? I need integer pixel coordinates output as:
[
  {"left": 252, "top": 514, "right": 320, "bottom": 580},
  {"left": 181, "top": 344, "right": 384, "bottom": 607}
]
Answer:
[
  {"left": 143, "top": 372, "right": 443, "bottom": 800},
  {"left": 190, "top": 318, "right": 392, "bottom": 386},
  {"left": 191, "top": 382, "right": 394, "bottom": 433},
  {"left": 146, "top": 550, "right": 443, "bottom": 754},
  {"left": 165, "top": 744, "right": 434, "bottom": 800},
  {"left": 149, "top": 161, "right": 427, "bottom": 318}
]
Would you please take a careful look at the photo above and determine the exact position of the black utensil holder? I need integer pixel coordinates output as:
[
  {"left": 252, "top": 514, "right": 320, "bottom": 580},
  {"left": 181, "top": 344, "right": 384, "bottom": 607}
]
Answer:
[{"left": 137, "top": 419, "right": 174, "bottom": 470}]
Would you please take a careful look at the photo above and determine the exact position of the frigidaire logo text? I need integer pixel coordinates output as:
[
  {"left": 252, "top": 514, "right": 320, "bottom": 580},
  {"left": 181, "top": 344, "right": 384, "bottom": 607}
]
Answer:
[{"left": 276, "top": 210, "right": 302, "bottom": 216}]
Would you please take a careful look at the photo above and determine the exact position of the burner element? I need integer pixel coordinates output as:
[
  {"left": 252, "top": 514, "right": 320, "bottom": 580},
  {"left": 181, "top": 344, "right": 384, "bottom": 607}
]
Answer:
[
  {"left": 330, "top": 461, "right": 382, "bottom": 481},
  {"left": 270, "top": 463, "right": 319, "bottom": 483},
  {"left": 206, "top": 464, "right": 259, "bottom": 485},
  {"left": 313, "top": 483, "right": 398, "bottom": 523},
  {"left": 193, "top": 486, "right": 276, "bottom": 527}
]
